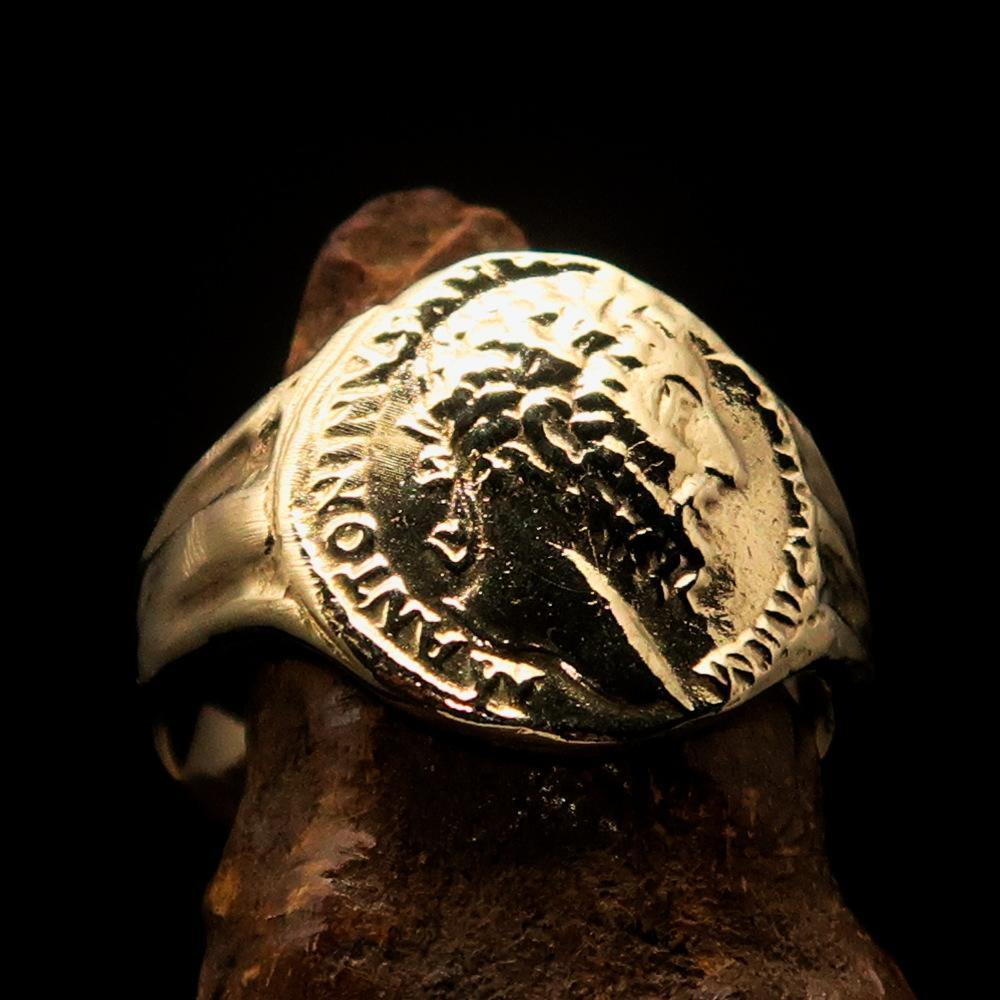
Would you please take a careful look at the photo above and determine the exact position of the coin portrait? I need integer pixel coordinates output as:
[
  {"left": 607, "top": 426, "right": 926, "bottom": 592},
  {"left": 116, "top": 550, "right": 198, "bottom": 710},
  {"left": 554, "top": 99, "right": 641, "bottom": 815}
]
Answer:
[{"left": 278, "top": 252, "right": 858, "bottom": 742}]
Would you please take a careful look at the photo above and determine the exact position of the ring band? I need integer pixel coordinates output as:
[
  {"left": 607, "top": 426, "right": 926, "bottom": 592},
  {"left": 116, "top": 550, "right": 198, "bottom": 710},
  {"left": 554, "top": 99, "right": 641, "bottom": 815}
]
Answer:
[{"left": 139, "top": 251, "right": 867, "bottom": 771}]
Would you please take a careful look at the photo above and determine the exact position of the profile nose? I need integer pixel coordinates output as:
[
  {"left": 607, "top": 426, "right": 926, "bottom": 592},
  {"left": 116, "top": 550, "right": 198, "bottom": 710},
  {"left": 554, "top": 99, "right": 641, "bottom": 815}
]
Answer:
[{"left": 693, "top": 406, "right": 748, "bottom": 492}]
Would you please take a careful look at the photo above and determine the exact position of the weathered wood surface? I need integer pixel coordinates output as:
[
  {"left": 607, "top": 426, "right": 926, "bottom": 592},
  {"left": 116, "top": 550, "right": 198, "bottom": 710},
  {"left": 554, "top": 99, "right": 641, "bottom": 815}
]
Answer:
[
  {"left": 197, "top": 189, "right": 912, "bottom": 999},
  {"left": 283, "top": 188, "right": 527, "bottom": 376}
]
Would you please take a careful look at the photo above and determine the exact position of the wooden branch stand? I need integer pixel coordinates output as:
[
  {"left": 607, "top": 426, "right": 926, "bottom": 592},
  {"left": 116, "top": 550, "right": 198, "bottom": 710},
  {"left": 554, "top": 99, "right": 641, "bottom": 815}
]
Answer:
[{"left": 195, "top": 191, "right": 913, "bottom": 999}]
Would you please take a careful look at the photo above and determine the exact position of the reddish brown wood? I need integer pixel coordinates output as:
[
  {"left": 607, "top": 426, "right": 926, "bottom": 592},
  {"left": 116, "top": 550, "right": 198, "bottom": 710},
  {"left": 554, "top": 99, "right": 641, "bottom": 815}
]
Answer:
[
  {"left": 284, "top": 188, "right": 527, "bottom": 375},
  {"left": 197, "top": 191, "right": 912, "bottom": 999}
]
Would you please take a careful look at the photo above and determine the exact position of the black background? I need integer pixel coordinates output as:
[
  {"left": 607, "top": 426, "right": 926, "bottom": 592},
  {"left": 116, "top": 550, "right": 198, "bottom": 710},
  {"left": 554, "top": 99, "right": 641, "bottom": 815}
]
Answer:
[{"left": 79, "top": 109, "right": 973, "bottom": 997}]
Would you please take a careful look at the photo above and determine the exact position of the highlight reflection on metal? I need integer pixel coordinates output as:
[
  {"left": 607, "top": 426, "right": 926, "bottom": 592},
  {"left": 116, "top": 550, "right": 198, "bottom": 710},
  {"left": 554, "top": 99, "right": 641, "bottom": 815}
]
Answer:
[{"left": 139, "top": 252, "right": 868, "bottom": 757}]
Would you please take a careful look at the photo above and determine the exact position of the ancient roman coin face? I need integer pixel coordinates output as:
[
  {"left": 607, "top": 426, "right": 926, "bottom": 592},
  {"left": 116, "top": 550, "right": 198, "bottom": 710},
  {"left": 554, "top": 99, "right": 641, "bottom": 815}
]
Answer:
[{"left": 281, "top": 253, "right": 821, "bottom": 743}]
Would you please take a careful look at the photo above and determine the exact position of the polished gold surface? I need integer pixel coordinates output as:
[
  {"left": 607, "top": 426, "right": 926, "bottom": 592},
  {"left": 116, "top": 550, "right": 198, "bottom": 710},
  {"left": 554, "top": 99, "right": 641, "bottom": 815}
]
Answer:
[{"left": 139, "top": 252, "right": 866, "bottom": 763}]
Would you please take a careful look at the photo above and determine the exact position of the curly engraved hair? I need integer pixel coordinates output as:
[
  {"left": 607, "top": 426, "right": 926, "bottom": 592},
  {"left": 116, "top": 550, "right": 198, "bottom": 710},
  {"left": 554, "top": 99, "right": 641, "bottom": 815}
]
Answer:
[{"left": 403, "top": 285, "right": 740, "bottom": 617}]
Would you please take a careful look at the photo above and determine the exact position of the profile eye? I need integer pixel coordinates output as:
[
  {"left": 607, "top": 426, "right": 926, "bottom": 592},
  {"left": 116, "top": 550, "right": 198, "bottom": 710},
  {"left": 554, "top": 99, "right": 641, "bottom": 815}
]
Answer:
[{"left": 662, "top": 375, "right": 703, "bottom": 404}]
